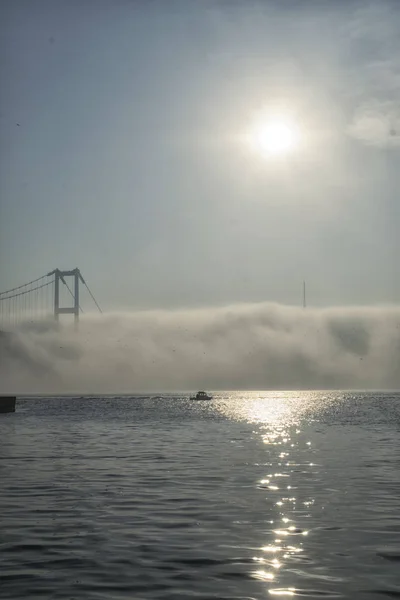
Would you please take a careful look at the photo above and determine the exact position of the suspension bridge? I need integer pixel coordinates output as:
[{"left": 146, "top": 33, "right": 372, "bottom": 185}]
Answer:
[{"left": 0, "top": 268, "right": 102, "bottom": 329}]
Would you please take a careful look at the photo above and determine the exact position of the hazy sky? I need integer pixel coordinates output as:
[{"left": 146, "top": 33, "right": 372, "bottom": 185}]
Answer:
[{"left": 1, "top": 0, "right": 399, "bottom": 310}]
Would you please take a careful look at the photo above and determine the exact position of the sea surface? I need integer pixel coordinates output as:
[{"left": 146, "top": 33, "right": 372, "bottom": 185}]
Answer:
[{"left": 1, "top": 392, "right": 400, "bottom": 599}]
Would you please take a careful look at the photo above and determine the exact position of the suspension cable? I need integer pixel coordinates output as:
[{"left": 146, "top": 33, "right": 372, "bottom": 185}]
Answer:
[
  {"left": 0, "top": 273, "right": 50, "bottom": 297},
  {"left": 0, "top": 280, "right": 53, "bottom": 301},
  {"left": 1, "top": 270, "right": 104, "bottom": 324},
  {"left": 62, "top": 280, "right": 84, "bottom": 313},
  {"left": 83, "top": 281, "right": 102, "bottom": 314}
]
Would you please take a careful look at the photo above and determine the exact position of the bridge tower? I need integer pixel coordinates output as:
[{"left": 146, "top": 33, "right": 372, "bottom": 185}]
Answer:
[
  {"left": 0, "top": 268, "right": 101, "bottom": 329},
  {"left": 49, "top": 268, "right": 85, "bottom": 324}
]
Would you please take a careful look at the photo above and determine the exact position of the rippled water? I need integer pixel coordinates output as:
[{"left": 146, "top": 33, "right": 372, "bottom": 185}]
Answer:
[{"left": 1, "top": 392, "right": 400, "bottom": 599}]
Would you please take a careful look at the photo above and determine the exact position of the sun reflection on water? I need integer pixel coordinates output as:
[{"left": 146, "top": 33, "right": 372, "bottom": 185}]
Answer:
[
  {"left": 215, "top": 392, "right": 318, "bottom": 595},
  {"left": 213, "top": 392, "right": 319, "bottom": 594},
  {"left": 253, "top": 569, "right": 275, "bottom": 581},
  {"left": 213, "top": 391, "right": 314, "bottom": 425}
]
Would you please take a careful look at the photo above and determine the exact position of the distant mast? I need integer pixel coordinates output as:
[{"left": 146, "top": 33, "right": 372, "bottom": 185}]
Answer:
[{"left": 303, "top": 280, "right": 306, "bottom": 308}]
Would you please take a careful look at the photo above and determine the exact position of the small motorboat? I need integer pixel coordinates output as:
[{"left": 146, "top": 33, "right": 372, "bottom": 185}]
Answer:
[{"left": 190, "top": 390, "right": 212, "bottom": 401}]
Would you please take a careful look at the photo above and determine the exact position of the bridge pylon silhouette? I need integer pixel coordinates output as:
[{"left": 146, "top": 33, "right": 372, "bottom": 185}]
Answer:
[
  {"left": 0, "top": 268, "right": 102, "bottom": 330},
  {"left": 49, "top": 268, "right": 84, "bottom": 324}
]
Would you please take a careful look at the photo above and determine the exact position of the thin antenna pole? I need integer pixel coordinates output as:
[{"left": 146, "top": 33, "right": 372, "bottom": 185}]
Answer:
[{"left": 303, "top": 280, "right": 306, "bottom": 309}]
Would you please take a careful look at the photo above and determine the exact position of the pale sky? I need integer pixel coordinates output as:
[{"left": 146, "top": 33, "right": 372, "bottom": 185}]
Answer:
[{"left": 1, "top": 0, "right": 399, "bottom": 311}]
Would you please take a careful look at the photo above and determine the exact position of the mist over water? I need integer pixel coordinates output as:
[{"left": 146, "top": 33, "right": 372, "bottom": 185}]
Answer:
[{"left": 1, "top": 303, "right": 399, "bottom": 394}]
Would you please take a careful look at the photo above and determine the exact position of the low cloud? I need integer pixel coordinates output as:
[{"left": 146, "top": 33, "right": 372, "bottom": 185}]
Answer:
[
  {"left": 1, "top": 303, "right": 399, "bottom": 394},
  {"left": 344, "top": 3, "right": 400, "bottom": 149},
  {"left": 348, "top": 100, "right": 400, "bottom": 148}
]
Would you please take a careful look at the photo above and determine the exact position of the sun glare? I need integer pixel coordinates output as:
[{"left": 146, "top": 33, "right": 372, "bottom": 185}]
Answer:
[{"left": 250, "top": 118, "right": 300, "bottom": 158}]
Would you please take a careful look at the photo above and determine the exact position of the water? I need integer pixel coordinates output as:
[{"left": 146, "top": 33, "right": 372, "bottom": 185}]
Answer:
[{"left": 1, "top": 392, "right": 399, "bottom": 599}]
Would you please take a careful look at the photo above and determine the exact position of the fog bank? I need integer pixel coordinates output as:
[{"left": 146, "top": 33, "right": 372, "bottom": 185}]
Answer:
[{"left": 1, "top": 303, "right": 399, "bottom": 394}]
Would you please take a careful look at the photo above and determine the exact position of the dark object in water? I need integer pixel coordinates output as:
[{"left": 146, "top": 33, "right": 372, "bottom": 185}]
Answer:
[
  {"left": 0, "top": 396, "right": 16, "bottom": 413},
  {"left": 190, "top": 391, "right": 212, "bottom": 401}
]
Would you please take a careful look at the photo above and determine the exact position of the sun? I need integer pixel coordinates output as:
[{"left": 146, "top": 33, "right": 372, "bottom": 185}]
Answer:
[{"left": 251, "top": 118, "right": 299, "bottom": 158}]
